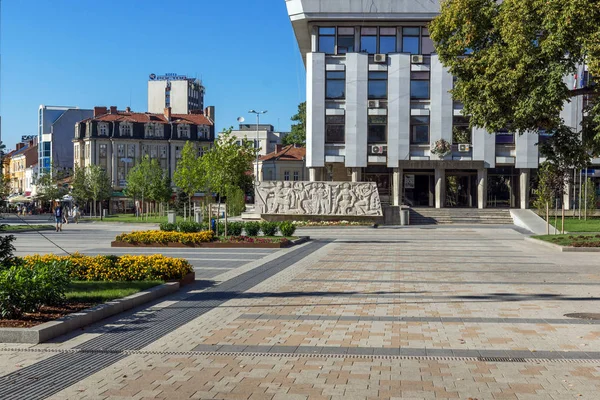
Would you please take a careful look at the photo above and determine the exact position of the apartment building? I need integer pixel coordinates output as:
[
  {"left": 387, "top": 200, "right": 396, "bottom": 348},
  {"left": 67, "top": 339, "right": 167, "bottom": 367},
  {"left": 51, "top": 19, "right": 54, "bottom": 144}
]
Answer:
[
  {"left": 148, "top": 73, "right": 205, "bottom": 114},
  {"left": 229, "top": 124, "right": 288, "bottom": 157},
  {"left": 73, "top": 106, "right": 215, "bottom": 194},
  {"left": 9, "top": 140, "right": 38, "bottom": 195},
  {"left": 285, "top": 0, "right": 598, "bottom": 209}
]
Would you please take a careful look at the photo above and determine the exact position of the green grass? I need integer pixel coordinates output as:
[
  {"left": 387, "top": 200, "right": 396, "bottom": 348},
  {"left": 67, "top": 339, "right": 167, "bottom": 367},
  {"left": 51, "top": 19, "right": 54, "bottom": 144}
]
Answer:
[
  {"left": 0, "top": 224, "right": 54, "bottom": 232},
  {"left": 548, "top": 217, "right": 600, "bottom": 232},
  {"left": 88, "top": 214, "right": 167, "bottom": 224},
  {"left": 65, "top": 281, "right": 163, "bottom": 304},
  {"left": 532, "top": 234, "right": 600, "bottom": 247}
]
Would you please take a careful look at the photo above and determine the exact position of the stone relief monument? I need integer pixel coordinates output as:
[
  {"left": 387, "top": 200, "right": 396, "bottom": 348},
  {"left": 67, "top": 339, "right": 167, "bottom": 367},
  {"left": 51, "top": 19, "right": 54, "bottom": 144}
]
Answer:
[{"left": 255, "top": 181, "right": 383, "bottom": 216}]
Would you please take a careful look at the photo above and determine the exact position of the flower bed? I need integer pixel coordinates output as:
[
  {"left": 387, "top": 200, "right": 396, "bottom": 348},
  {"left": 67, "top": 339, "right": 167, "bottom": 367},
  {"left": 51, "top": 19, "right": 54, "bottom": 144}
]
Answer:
[
  {"left": 21, "top": 253, "right": 193, "bottom": 281},
  {"left": 219, "top": 236, "right": 290, "bottom": 245},
  {"left": 115, "top": 230, "right": 214, "bottom": 245},
  {"left": 292, "top": 220, "right": 371, "bottom": 227}
]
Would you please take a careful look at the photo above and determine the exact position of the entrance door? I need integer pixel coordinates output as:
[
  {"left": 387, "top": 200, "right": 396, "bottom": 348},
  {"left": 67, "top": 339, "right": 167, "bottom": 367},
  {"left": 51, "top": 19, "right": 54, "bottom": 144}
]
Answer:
[
  {"left": 446, "top": 174, "right": 476, "bottom": 208},
  {"left": 404, "top": 173, "right": 433, "bottom": 207}
]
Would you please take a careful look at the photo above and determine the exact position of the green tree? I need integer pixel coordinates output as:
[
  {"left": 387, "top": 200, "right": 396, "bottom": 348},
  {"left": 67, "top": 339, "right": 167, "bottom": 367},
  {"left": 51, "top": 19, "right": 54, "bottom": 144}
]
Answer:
[
  {"left": 125, "top": 156, "right": 153, "bottom": 218},
  {"left": 0, "top": 176, "right": 11, "bottom": 201},
  {"left": 86, "top": 165, "right": 112, "bottom": 218},
  {"left": 35, "top": 168, "right": 69, "bottom": 208},
  {"left": 201, "top": 127, "right": 256, "bottom": 235},
  {"left": 429, "top": 0, "right": 599, "bottom": 144},
  {"left": 148, "top": 158, "right": 172, "bottom": 216},
  {"left": 70, "top": 165, "right": 90, "bottom": 206},
  {"left": 584, "top": 177, "right": 598, "bottom": 218},
  {"left": 173, "top": 141, "right": 205, "bottom": 219},
  {"left": 282, "top": 102, "right": 306, "bottom": 146}
]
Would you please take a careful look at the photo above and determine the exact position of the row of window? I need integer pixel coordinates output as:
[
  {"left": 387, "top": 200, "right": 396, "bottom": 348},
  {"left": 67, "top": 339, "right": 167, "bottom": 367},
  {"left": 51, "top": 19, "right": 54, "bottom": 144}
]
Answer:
[
  {"left": 325, "top": 71, "right": 430, "bottom": 100},
  {"left": 319, "top": 26, "right": 434, "bottom": 55},
  {"left": 96, "top": 122, "right": 209, "bottom": 139},
  {"left": 283, "top": 171, "right": 300, "bottom": 181}
]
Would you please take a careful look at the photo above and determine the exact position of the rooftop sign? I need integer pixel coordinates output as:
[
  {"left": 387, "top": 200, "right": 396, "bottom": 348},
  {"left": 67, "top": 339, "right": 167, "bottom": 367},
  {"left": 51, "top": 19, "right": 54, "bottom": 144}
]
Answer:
[{"left": 149, "top": 73, "right": 191, "bottom": 81}]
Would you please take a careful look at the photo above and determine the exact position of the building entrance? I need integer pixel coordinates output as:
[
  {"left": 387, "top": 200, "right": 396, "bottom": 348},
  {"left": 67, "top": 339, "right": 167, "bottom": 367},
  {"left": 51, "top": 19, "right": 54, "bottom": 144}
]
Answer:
[
  {"left": 488, "top": 167, "right": 518, "bottom": 208},
  {"left": 445, "top": 172, "right": 477, "bottom": 208},
  {"left": 403, "top": 171, "right": 434, "bottom": 207}
]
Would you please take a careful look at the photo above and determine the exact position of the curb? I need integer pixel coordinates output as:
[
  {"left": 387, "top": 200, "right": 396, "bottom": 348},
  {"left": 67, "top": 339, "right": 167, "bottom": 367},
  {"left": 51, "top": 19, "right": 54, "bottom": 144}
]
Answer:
[
  {"left": 290, "top": 236, "right": 310, "bottom": 246},
  {"left": 0, "top": 227, "right": 55, "bottom": 234},
  {"left": 0, "top": 282, "right": 181, "bottom": 344},
  {"left": 525, "top": 237, "right": 600, "bottom": 252}
]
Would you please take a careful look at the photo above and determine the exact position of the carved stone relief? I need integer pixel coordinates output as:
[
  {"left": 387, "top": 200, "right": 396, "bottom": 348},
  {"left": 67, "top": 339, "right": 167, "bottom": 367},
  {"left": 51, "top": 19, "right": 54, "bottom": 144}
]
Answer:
[{"left": 255, "top": 181, "right": 382, "bottom": 216}]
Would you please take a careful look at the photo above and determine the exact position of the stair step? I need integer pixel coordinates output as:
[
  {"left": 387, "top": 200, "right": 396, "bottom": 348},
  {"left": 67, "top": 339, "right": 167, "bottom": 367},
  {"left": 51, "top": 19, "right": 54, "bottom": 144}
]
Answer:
[{"left": 408, "top": 208, "right": 513, "bottom": 225}]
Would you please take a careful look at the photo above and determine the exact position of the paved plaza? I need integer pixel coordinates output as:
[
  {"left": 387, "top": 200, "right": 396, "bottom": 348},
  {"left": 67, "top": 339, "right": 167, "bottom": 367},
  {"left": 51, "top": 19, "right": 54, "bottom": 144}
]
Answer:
[{"left": 1, "top": 223, "right": 600, "bottom": 399}]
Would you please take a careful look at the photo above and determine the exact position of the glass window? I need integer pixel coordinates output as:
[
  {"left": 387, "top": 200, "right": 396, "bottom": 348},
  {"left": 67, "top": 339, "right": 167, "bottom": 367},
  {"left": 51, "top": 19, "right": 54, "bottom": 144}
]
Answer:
[
  {"left": 99, "top": 144, "right": 107, "bottom": 158},
  {"left": 337, "top": 27, "right": 354, "bottom": 54},
  {"left": 325, "top": 115, "right": 345, "bottom": 143},
  {"left": 293, "top": 171, "right": 299, "bottom": 181},
  {"left": 360, "top": 27, "right": 377, "bottom": 53},
  {"left": 410, "top": 116, "right": 430, "bottom": 144},
  {"left": 326, "top": 71, "right": 345, "bottom": 99},
  {"left": 496, "top": 130, "right": 515, "bottom": 144},
  {"left": 368, "top": 116, "right": 387, "bottom": 143},
  {"left": 319, "top": 27, "right": 336, "bottom": 54},
  {"left": 379, "top": 27, "right": 397, "bottom": 54},
  {"left": 284, "top": 171, "right": 290, "bottom": 181},
  {"left": 402, "top": 27, "right": 420, "bottom": 54},
  {"left": 368, "top": 71, "right": 388, "bottom": 99},
  {"left": 452, "top": 116, "right": 471, "bottom": 144},
  {"left": 411, "top": 81, "right": 430, "bottom": 99}
]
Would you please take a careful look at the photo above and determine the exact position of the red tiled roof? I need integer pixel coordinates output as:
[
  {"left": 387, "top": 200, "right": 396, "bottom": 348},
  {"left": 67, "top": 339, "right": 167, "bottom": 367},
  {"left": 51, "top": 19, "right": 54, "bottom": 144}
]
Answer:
[
  {"left": 82, "top": 110, "right": 213, "bottom": 126},
  {"left": 260, "top": 145, "right": 306, "bottom": 162}
]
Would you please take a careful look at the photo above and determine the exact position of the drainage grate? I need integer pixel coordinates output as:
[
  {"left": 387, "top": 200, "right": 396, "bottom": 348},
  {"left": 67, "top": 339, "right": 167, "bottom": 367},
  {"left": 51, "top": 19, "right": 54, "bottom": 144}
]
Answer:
[
  {"left": 565, "top": 313, "right": 600, "bottom": 320},
  {"left": 478, "top": 357, "right": 526, "bottom": 363},
  {"left": 0, "top": 240, "right": 329, "bottom": 400}
]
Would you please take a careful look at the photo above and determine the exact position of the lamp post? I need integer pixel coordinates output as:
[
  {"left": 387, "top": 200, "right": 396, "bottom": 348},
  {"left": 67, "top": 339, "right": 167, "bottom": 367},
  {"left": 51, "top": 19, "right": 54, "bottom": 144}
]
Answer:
[{"left": 248, "top": 110, "right": 267, "bottom": 182}]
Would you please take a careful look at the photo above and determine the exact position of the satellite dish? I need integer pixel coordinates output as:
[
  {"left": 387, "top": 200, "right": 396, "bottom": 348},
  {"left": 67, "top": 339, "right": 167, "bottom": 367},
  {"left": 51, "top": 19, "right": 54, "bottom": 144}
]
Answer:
[
  {"left": 149, "top": 73, "right": 156, "bottom": 80},
  {"left": 237, "top": 117, "right": 245, "bottom": 123}
]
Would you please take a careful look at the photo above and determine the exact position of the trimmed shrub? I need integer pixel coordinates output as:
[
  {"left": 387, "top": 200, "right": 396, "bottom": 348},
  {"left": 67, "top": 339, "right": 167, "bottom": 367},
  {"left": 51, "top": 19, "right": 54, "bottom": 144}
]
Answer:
[
  {"left": 279, "top": 221, "right": 296, "bottom": 237},
  {"left": 244, "top": 221, "right": 261, "bottom": 236},
  {"left": 177, "top": 221, "right": 205, "bottom": 233},
  {"left": 0, "top": 225, "right": 16, "bottom": 268},
  {"left": 260, "top": 221, "right": 279, "bottom": 236},
  {"left": 115, "top": 230, "right": 214, "bottom": 245},
  {"left": 227, "top": 222, "right": 244, "bottom": 236},
  {"left": 159, "top": 222, "right": 177, "bottom": 232}
]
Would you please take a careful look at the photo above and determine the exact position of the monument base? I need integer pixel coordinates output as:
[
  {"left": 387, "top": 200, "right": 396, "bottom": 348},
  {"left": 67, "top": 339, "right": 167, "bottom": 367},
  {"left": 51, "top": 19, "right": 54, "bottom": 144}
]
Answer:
[{"left": 260, "top": 214, "right": 383, "bottom": 225}]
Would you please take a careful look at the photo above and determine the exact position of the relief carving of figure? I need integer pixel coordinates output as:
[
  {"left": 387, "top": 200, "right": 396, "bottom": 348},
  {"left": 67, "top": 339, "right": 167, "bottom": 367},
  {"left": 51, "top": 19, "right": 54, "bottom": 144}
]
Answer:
[
  {"left": 354, "top": 184, "right": 374, "bottom": 215},
  {"left": 335, "top": 183, "right": 356, "bottom": 215}
]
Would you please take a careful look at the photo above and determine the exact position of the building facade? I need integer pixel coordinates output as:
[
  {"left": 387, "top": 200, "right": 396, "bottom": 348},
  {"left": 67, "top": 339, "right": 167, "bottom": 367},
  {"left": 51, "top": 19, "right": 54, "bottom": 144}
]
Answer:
[
  {"left": 255, "top": 144, "right": 308, "bottom": 182},
  {"left": 286, "top": 0, "right": 598, "bottom": 209},
  {"left": 73, "top": 106, "right": 215, "bottom": 193},
  {"left": 148, "top": 73, "right": 205, "bottom": 114},
  {"left": 230, "top": 124, "right": 288, "bottom": 157},
  {"left": 38, "top": 105, "right": 93, "bottom": 175},
  {"left": 9, "top": 140, "right": 38, "bottom": 195}
]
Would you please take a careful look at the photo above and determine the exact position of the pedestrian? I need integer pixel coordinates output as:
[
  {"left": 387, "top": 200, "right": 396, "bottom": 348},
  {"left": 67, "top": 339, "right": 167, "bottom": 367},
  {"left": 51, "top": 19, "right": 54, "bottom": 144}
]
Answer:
[
  {"left": 73, "top": 205, "right": 80, "bottom": 224},
  {"left": 54, "top": 203, "right": 63, "bottom": 232}
]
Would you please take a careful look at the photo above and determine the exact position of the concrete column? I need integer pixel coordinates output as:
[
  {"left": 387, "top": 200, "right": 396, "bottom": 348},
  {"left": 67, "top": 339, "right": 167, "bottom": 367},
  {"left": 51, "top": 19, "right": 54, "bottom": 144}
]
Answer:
[
  {"left": 392, "top": 168, "right": 402, "bottom": 206},
  {"left": 387, "top": 54, "right": 411, "bottom": 168},
  {"left": 477, "top": 168, "right": 488, "bottom": 209},
  {"left": 429, "top": 55, "right": 454, "bottom": 159},
  {"left": 434, "top": 168, "right": 445, "bottom": 208},
  {"left": 345, "top": 53, "right": 368, "bottom": 168},
  {"left": 309, "top": 167, "right": 322, "bottom": 182},
  {"left": 519, "top": 168, "right": 530, "bottom": 209},
  {"left": 306, "top": 53, "right": 326, "bottom": 169},
  {"left": 351, "top": 167, "right": 362, "bottom": 182}
]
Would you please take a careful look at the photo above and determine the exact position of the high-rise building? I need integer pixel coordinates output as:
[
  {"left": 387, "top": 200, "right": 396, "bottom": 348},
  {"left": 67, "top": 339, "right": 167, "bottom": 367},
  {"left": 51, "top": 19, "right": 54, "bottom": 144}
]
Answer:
[
  {"left": 148, "top": 73, "right": 205, "bottom": 114},
  {"left": 286, "top": 0, "right": 596, "bottom": 209},
  {"left": 38, "top": 105, "right": 93, "bottom": 175}
]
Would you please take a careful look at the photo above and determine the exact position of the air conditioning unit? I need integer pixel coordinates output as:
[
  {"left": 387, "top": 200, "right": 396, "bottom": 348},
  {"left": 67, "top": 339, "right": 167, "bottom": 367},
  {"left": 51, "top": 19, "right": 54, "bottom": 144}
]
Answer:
[
  {"left": 458, "top": 143, "right": 471, "bottom": 152},
  {"left": 370, "top": 145, "right": 387, "bottom": 154},
  {"left": 374, "top": 54, "right": 387, "bottom": 63},
  {"left": 411, "top": 54, "right": 424, "bottom": 64},
  {"left": 368, "top": 100, "right": 380, "bottom": 108}
]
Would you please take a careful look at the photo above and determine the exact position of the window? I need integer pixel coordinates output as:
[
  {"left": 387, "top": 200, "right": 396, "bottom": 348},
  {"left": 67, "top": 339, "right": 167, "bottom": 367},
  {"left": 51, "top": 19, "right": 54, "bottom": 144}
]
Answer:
[
  {"left": 326, "top": 71, "right": 345, "bottom": 99},
  {"left": 337, "top": 27, "right": 355, "bottom": 54},
  {"left": 410, "top": 116, "right": 430, "bottom": 144},
  {"left": 99, "top": 144, "right": 107, "bottom": 158},
  {"left": 421, "top": 27, "right": 434, "bottom": 55},
  {"left": 284, "top": 171, "right": 290, "bottom": 181},
  {"left": 360, "top": 27, "right": 377, "bottom": 53},
  {"left": 452, "top": 116, "right": 471, "bottom": 144},
  {"left": 368, "top": 71, "right": 388, "bottom": 99},
  {"left": 117, "top": 144, "right": 125, "bottom": 157},
  {"left": 368, "top": 116, "right": 387, "bottom": 143},
  {"left": 496, "top": 129, "right": 514, "bottom": 144},
  {"left": 402, "top": 27, "right": 420, "bottom": 54},
  {"left": 178, "top": 124, "right": 190, "bottom": 139},
  {"left": 175, "top": 146, "right": 182, "bottom": 159},
  {"left": 410, "top": 71, "right": 430, "bottom": 99},
  {"left": 150, "top": 145, "right": 158, "bottom": 159},
  {"left": 293, "top": 171, "right": 299, "bottom": 181},
  {"left": 319, "top": 27, "right": 336, "bottom": 54},
  {"left": 98, "top": 123, "right": 108, "bottom": 136},
  {"left": 120, "top": 122, "right": 132, "bottom": 137},
  {"left": 325, "top": 115, "right": 345, "bottom": 143},
  {"left": 160, "top": 145, "right": 168, "bottom": 159},
  {"left": 145, "top": 124, "right": 154, "bottom": 138},
  {"left": 127, "top": 144, "right": 135, "bottom": 158},
  {"left": 85, "top": 142, "right": 90, "bottom": 159},
  {"left": 379, "top": 27, "right": 397, "bottom": 54}
]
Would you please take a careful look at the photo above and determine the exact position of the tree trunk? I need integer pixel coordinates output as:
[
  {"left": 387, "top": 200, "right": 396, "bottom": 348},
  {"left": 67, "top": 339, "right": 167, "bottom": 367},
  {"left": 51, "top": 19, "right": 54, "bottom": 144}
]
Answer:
[
  {"left": 561, "top": 203, "right": 565, "bottom": 234},
  {"left": 224, "top": 201, "right": 228, "bottom": 236},
  {"left": 216, "top": 197, "right": 221, "bottom": 236},
  {"left": 189, "top": 196, "right": 192, "bottom": 222},
  {"left": 546, "top": 202, "right": 549, "bottom": 235},
  {"left": 554, "top": 201, "right": 558, "bottom": 235}
]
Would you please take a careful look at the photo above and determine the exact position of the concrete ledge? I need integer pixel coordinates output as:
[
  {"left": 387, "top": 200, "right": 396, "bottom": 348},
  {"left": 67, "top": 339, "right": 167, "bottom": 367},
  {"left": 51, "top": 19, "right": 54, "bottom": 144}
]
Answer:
[
  {"left": 525, "top": 237, "right": 600, "bottom": 252},
  {"left": 0, "top": 282, "right": 181, "bottom": 344}
]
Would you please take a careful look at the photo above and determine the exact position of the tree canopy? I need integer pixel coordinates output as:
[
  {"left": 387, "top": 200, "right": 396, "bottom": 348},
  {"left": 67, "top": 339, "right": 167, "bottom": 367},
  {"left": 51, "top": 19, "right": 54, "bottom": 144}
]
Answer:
[
  {"left": 429, "top": 0, "right": 599, "bottom": 150},
  {"left": 282, "top": 102, "right": 306, "bottom": 146}
]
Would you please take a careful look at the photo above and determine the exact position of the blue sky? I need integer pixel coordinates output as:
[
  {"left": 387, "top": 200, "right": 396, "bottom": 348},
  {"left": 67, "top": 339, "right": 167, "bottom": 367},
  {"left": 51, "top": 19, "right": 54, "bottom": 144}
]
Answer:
[{"left": 0, "top": 0, "right": 306, "bottom": 149}]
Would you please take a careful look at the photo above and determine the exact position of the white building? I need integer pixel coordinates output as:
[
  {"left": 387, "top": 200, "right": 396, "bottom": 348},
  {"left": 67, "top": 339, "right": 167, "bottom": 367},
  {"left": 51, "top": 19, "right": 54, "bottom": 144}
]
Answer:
[
  {"left": 255, "top": 145, "right": 308, "bottom": 182},
  {"left": 148, "top": 73, "right": 205, "bottom": 114},
  {"left": 229, "top": 124, "right": 288, "bottom": 157},
  {"left": 285, "top": 0, "right": 597, "bottom": 209}
]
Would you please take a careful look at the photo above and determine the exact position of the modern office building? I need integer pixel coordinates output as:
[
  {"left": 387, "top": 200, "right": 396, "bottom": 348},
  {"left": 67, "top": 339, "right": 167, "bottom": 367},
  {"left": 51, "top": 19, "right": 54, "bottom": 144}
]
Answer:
[
  {"left": 38, "top": 105, "right": 93, "bottom": 175},
  {"left": 229, "top": 124, "right": 288, "bottom": 157},
  {"left": 285, "top": 0, "right": 597, "bottom": 209},
  {"left": 148, "top": 73, "right": 205, "bottom": 114},
  {"left": 73, "top": 106, "right": 214, "bottom": 201}
]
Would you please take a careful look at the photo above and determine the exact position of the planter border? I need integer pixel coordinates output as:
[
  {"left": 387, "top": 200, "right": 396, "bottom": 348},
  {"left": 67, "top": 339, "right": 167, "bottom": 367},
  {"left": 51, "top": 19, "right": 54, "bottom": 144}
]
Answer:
[
  {"left": 525, "top": 237, "right": 600, "bottom": 252},
  {"left": 0, "top": 273, "right": 193, "bottom": 344},
  {"left": 111, "top": 236, "right": 310, "bottom": 249}
]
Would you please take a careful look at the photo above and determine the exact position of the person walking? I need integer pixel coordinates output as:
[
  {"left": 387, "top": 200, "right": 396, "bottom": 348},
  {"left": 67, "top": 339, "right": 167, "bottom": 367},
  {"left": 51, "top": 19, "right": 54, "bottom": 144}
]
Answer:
[
  {"left": 73, "top": 205, "right": 80, "bottom": 224},
  {"left": 54, "top": 203, "right": 63, "bottom": 232}
]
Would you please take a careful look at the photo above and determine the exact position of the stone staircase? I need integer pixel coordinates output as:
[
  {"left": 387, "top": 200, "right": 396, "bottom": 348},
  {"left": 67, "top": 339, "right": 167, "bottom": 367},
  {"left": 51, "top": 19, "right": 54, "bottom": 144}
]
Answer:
[{"left": 409, "top": 208, "right": 514, "bottom": 225}]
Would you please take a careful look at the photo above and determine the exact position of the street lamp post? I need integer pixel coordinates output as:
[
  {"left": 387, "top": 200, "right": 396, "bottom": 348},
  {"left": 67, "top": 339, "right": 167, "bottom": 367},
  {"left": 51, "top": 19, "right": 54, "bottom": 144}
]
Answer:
[{"left": 248, "top": 110, "right": 267, "bottom": 182}]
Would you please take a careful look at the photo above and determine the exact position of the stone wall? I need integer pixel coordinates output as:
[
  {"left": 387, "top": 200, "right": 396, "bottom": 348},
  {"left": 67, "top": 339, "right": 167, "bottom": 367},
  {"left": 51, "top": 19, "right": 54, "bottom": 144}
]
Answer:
[{"left": 255, "top": 181, "right": 383, "bottom": 217}]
